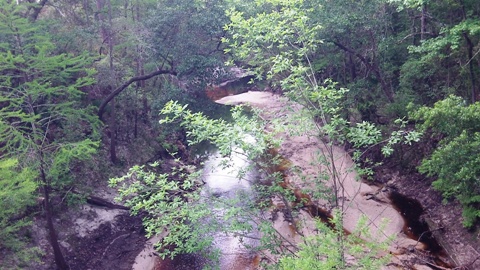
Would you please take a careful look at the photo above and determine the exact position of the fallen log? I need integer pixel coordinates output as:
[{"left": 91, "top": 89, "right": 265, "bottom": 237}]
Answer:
[
  {"left": 69, "top": 190, "right": 129, "bottom": 210},
  {"left": 85, "top": 195, "right": 129, "bottom": 210}
]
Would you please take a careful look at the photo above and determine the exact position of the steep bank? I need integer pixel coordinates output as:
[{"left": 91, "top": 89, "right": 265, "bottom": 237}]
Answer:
[
  {"left": 376, "top": 164, "right": 480, "bottom": 269},
  {"left": 216, "top": 91, "right": 453, "bottom": 269}
]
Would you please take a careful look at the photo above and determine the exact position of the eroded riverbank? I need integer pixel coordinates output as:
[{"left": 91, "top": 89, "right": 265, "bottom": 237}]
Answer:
[{"left": 216, "top": 91, "right": 453, "bottom": 269}]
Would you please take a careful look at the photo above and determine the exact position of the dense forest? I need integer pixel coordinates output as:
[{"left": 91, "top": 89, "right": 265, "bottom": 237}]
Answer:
[{"left": 0, "top": 0, "right": 479, "bottom": 269}]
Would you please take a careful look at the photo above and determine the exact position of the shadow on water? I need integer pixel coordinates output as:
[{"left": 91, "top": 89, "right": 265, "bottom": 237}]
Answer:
[{"left": 389, "top": 191, "right": 454, "bottom": 268}]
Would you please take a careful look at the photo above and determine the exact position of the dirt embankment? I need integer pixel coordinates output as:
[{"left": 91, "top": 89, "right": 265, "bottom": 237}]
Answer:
[
  {"left": 216, "top": 91, "right": 477, "bottom": 269},
  {"left": 375, "top": 163, "right": 480, "bottom": 269},
  {"left": 28, "top": 188, "right": 147, "bottom": 270}
]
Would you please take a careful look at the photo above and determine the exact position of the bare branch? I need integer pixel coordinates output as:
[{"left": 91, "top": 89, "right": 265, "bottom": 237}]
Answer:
[{"left": 98, "top": 68, "right": 177, "bottom": 121}]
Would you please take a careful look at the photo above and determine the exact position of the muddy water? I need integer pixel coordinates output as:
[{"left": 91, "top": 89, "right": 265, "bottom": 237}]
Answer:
[
  {"left": 200, "top": 148, "right": 260, "bottom": 270},
  {"left": 389, "top": 191, "right": 453, "bottom": 268}
]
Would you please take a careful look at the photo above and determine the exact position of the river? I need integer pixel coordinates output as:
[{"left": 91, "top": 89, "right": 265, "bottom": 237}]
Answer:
[
  {"left": 133, "top": 143, "right": 261, "bottom": 270},
  {"left": 133, "top": 89, "right": 452, "bottom": 269}
]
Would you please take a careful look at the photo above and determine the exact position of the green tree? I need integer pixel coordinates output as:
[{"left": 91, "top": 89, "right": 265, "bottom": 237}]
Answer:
[
  {"left": 224, "top": 0, "right": 418, "bottom": 267},
  {"left": 410, "top": 96, "right": 480, "bottom": 227},
  {"left": 111, "top": 0, "right": 416, "bottom": 268},
  {"left": 389, "top": 0, "right": 480, "bottom": 105},
  {"left": 111, "top": 103, "right": 278, "bottom": 264},
  {"left": 278, "top": 215, "right": 390, "bottom": 270},
  {"left": 111, "top": 0, "right": 421, "bottom": 268},
  {"left": 0, "top": 1, "right": 100, "bottom": 268},
  {"left": 0, "top": 159, "right": 38, "bottom": 267}
]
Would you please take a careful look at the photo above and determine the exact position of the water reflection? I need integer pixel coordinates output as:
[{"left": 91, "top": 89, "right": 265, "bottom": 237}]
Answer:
[
  {"left": 201, "top": 147, "right": 260, "bottom": 270},
  {"left": 155, "top": 143, "right": 260, "bottom": 270}
]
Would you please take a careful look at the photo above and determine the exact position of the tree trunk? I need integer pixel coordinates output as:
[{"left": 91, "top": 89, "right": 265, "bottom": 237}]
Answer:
[
  {"left": 25, "top": 89, "right": 68, "bottom": 269},
  {"left": 134, "top": 85, "right": 138, "bottom": 139},
  {"left": 109, "top": 98, "right": 117, "bottom": 163},
  {"left": 420, "top": 5, "right": 427, "bottom": 41},
  {"left": 96, "top": 0, "right": 108, "bottom": 50},
  {"left": 463, "top": 32, "right": 477, "bottom": 103},
  {"left": 348, "top": 52, "right": 357, "bottom": 81},
  {"left": 107, "top": 0, "right": 117, "bottom": 163},
  {"left": 40, "top": 165, "right": 69, "bottom": 270},
  {"left": 332, "top": 40, "right": 394, "bottom": 102}
]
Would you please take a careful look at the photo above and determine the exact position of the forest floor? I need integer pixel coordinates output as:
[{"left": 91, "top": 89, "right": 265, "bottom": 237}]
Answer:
[{"left": 30, "top": 187, "right": 147, "bottom": 270}]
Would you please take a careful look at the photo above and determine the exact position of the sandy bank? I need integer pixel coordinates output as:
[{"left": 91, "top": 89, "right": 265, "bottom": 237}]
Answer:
[{"left": 217, "top": 91, "right": 427, "bottom": 268}]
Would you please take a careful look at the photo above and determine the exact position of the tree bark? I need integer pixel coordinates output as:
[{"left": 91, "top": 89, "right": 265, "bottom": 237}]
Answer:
[
  {"left": 109, "top": 98, "right": 117, "bottom": 163},
  {"left": 134, "top": 85, "right": 138, "bottom": 139},
  {"left": 420, "top": 5, "right": 427, "bottom": 41},
  {"left": 40, "top": 164, "right": 69, "bottom": 270},
  {"left": 96, "top": 0, "right": 108, "bottom": 46},
  {"left": 348, "top": 52, "right": 357, "bottom": 81}
]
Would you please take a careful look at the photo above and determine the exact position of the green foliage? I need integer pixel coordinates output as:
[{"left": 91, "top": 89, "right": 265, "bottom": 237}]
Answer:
[
  {"left": 110, "top": 162, "right": 218, "bottom": 261},
  {"left": 223, "top": 2, "right": 421, "bottom": 268},
  {"left": 391, "top": 1, "right": 480, "bottom": 105},
  {"left": 224, "top": 0, "right": 322, "bottom": 92},
  {"left": 0, "top": 2, "right": 99, "bottom": 156},
  {"left": 146, "top": 0, "right": 229, "bottom": 85},
  {"left": 410, "top": 96, "right": 480, "bottom": 227},
  {"left": 112, "top": 102, "right": 277, "bottom": 263},
  {"left": 225, "top": 0, "right": 420, "bottom": 160},
  {"left": 0, "top": 0, "right": 100, "bottom": 164},
  {"left": 0, "top": 158, "right": 39, "bottom": 267},
  {"left": 117, "top": 91, "right": 400, "bottom": 269},
  {"left": 0, "top": 1, "right": 100, "bottom": 265},
  {"left": 347, "top": 121, "right": 382, "bottom": 148},
  {"left": 277, "top": 214, "right": 391, "bottom": 270},
  {"left": 160, "top": 101, "right": 278, "bottom": 158}
]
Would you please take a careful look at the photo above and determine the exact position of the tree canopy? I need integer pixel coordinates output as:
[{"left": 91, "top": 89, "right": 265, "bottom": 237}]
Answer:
[{"left": 1, "top": 0, "right": 480, "bottom": 268}]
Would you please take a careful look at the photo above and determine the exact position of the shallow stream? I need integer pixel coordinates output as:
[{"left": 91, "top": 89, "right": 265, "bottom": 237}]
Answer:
[
  {"left": 134, "top": 83, "right": 453, "bottom": 269},
  {"left": 153, "top": 146, "right": 261, "bottom": 270}
]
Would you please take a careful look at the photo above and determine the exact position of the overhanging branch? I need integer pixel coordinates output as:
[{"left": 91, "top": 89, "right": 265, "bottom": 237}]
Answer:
[{"left": 98, "top": 68, "right": 177, "bottom": 120}]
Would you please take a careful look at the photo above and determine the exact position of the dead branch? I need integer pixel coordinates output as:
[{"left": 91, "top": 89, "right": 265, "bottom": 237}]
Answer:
[
  {"left": 100, "top": 233, "right": 131, "bottom": 261},
  {"left": 85, "top": 195, "right": 129, "bottom": 210},
  {"left": 70, "top": 190, "right": 129, "bottom": 210}
]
